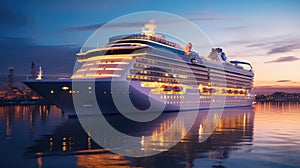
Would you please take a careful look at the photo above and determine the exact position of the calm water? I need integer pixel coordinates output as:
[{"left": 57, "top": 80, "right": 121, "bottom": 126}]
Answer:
[{"left": 0, "top": 102, "right": 299, "bottom": 168}]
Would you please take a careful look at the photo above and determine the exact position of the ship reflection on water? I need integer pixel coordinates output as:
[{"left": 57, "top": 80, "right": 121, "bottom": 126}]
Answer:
[
  {"left": 0, "top": 105, "right": 62, "bottom": 139},
  {"left": 18, "top": 107, "right": 254, "bottom": 168}
]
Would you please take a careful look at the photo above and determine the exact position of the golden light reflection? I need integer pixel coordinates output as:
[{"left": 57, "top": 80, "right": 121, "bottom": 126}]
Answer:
[
  {"left": 6, "top": 114, "right": 12, "bottom": 138},
  {"left": 198, "top": 124, "right": 203, "bottom": 140},
  {"left": 140, "top": 136, "right": 145, "bottom": 151},
  {"left": 36, "top": 152, "right": 43, "bottom": 168},
  {"left": 49, "top": 137, "right": 53, "bottom": 152},
  {"left": 243, "top": 113, "right": 247, "bottom": 128},
  {"left": 254, "top": 102, "right": 300, "bottom": 140},
  {"left": 76, "top": 153, "right": 136, "bottom": 168},
  {"left": 62, "top": 140, "right": 67, "bottom": 152},
  {"left": 88, "top": 137, "right": 91, "bottom": 150},
  {"left": 17, "top": 105, "right": 259, "bottom": 167}
]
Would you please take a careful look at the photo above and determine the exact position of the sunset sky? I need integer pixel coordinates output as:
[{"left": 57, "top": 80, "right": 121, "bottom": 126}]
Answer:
[{"left": 0, "top": 0, "right": 299, "bottom": 91}]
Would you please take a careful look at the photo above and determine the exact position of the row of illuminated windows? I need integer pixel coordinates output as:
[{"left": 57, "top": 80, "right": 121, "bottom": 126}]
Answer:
[
  {"left": 227, "top": 99, "right": 250, "bottom": 103},
  {"left": 208, "top": 83, "right": 252, "bottom": 90},
  {"left": 133, "top": 68, "right": 209, "bottom": 81},
  {"left": 204, "top": 62, "right": 253, "bottom": 77},
  {"left": 128, "top": 71, "right": 252, "bottom": 90},
  {"left": 145, "top": 55, "right": 207, "bottom": 71},
  {"left": 135, "top": 58, "right": 253, "bottom": 85},
  {"left": 210, "top": 68, "right": 253, "bottom": 80},
  {"left": 219, "top": 83, "right": 252, "bottom": 90},
  {"left": 126, "top": 75, "right": 198, "bottom": 85},
  {"left": 53, "top": 89, "right": 133, "bottom": 95},
  {"left": 79, "top": 48, "right": 139, "bottom": 60},
  {"left": 132, "top": 67, "right": 209, "bottom": 85},
  {"left": 82, "top": 62, "right": 129, "bottom": 68},
  {"left": 136, "top": 57, "right": 190, "bottom": 71},
  {"left": 133, "top": 58, "right": 253, "bottom": 89},
  {"left": 163, "top": 99, "right": 250, "bottom": 105},
  {"left": 82, "top": 60, "right": 130, "bottom": 67},
  {"left": 160, "top": 95, "right": 185, "bottom": 99},
  {"left": 210, "top": 72, "right": 253, "bottom": 83},
  {"left": 143, "top": 53, "right": 253, "bottom": 81},
  {"left": 210, "top": 73, "right": 253, "bottom": 84},
  {"left": 133, "top": 63, "right": 196, "bottom": 77},
  {"left": 50, "top": 89, "right": 80, "bottom": 94},
  {"left": 78, "top": 67, "right": 125, "bottom": 72},
  {"left": 125, "top": 34, "right": 180, "bottom": 48},
  {"left": 96, "top": 61, "right": 130, "bottom": 65},
  {"left": 164, "top": 101, "right": 200, "bottom": 104},
  {"left": 136, "top": 57, "right": 207, "bottom": 75},
  {"left": 126, "top": 73, "right": 252, "bottom": 90},
  {"left": 159, "top": 95, "right": 225, "bottom": 100},
  {"left": 127, "top": 75, "right": 177, "bottom": 83},
  {"left": 83, "top": 73, "right": 120, "bottom": 77},
  {"left": 209, "top": 78, "right": 253, "bottom": 88},
  {"left": 72, "top": 73, "right": 121, "bottom": 78},
  {"left": 130, "top": 69, "right": 190, "bottom": 80},
  {"left": 127, "top": 75, "right": 153, "bottom": 81},
  {"left": 224, "top": 68, "right": 253, "bottom": 78}
]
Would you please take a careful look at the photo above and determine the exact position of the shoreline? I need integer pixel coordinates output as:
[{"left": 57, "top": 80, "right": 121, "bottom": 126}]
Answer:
[{"left": 0, "top": 99, "right": 50, "bottom": 106}]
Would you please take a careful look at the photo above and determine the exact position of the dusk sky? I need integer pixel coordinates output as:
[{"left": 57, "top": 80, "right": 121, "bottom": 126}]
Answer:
[{"left": 0, "top": 0, "right": 299, "bottom": 90}]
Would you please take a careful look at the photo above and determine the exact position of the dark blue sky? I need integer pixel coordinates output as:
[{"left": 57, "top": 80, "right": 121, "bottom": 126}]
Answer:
[{"left": 0, "top": 0, "right": 299, "bottom": 87}]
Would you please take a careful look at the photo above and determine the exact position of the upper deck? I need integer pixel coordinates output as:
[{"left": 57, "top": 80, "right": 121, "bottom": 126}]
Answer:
[{"left": 73, "top": 20, "right": 253, "bottom": 81}]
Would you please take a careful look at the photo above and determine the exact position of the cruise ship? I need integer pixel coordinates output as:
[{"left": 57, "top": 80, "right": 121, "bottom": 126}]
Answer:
[{"left": 24, "top": 20, "right": 255, "bottom": 115}]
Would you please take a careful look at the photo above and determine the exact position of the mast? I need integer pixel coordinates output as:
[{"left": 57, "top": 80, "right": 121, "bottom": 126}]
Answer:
[
  {"left": 36, "top": 66, "right": 43, "bottom": 80},
  {"left": 30, "top": 61, "right": 36, "bottom": 79},
  {"left": 142, "top": 20, "right": 157, "bottom": 36}
]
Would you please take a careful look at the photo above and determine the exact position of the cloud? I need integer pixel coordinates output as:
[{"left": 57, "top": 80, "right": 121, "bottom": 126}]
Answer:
[
  {"left": 224, "top": 25, "right": 252, "bottom": 31},
  {"left": 0, "top": 37, "right": 35, "bottom": 48},
  {"left": 188, "top": 16, "right": 226, "bottom": 22},
  {"left": 276, "top": 80, "right": 291, "bottom": 83},
  {"left": 184, "top": 11, "right": 230, "bottom": 21},
  {"left": 244, "top": 37, "right": 300, "bottom": 56},
  {"left": 0, "top": 4, "right": 29, "bottom": 29},
  {"left": 226, "top": 40, "right": 252, "bottom": 45},
  {"left": 63, "top": 21, "right": 146, "bottom": 32},
  {"left": 246, "top": 42, "right": 269, "bottom": 48},
  {"left": 265, "top": 56, "right": 300, "bottom": 63},
  {"left": 64, "top": 23, "right": 104, "bottom": 31},
  {"left": 254, "top": 86, "right": 300, "bottom": 94},
  {"left": 63, "top": 14, "right": 227, "bottom": 32},
  {"left": 267, "top": 43, "right": 299, "bottom": 54}
]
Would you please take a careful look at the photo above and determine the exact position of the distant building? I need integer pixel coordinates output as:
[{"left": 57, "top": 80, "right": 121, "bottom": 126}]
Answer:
[
  {"left": 255, "top": 92, "right": 300, "bottom": 102},
  {"left": 5, "top": 66, "right": 14, "bottom": 90},
  {"left": 0, "top": 64, "right": 46, "bottom": 103},
  {"left": 0, "top": 66, "right": 24, "bottom": 100}
]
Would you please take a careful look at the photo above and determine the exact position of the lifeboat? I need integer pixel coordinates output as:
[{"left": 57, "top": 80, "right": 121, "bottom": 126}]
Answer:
[
  {"left": 227, "top": 89, "right": 232, "bottom": 94},
  {"left": 234, "top": 90, "right": 239, "bottom": 94},
  {"left": 209, "top": 88, "right": 217, "bottom": 93},
  {"left": 202, "top": 87, "right": 209, "bottom": 92},
  {"left": 239, "top": 90, "right": 244, "bottom": 94},
  {"left": 173, "top": 86, "right": 183, "bottom": 92},
  {"left": 161, "top": 85, "right": 172, "bottom": 91}
]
